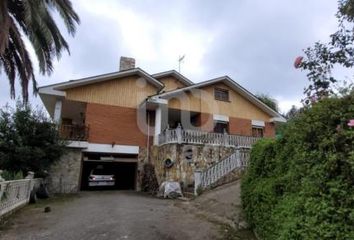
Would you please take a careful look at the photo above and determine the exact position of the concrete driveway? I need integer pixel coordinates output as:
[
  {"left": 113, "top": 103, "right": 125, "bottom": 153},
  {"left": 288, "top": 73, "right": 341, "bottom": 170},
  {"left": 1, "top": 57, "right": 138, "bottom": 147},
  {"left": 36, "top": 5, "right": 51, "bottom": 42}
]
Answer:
[{"left": 0, "top": 191, "right": 220, "bottom": 240}]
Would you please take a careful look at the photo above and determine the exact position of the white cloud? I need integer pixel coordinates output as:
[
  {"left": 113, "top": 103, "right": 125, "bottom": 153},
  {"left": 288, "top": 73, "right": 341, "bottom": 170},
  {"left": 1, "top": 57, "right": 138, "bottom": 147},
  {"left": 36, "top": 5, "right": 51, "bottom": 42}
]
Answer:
[
  {"left": 277, "top": 96, "right": 303, "bottom": 114},
  {"left": 0, "top": 0, "right": 344, "bottom": 112},
  {"left": 76, "top": 0, "right": 214, "bottom": 80}
]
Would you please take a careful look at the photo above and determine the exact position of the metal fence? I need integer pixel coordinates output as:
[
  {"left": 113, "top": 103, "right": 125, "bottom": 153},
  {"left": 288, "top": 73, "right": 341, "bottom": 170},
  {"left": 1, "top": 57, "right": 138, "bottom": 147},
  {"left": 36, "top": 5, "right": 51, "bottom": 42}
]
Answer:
[{"left": 60, "top": 124, "right": 89, "bottom": 141}]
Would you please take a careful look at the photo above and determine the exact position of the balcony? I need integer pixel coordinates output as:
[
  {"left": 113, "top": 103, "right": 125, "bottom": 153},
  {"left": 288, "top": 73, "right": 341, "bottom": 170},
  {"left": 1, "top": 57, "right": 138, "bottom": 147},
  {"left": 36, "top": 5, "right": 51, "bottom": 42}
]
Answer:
[
  {"left": 60, "top": 124, "right": 89, "bottom": 141},
  {"left": 158, "top": 128, "right": 260, "bottom": 148}
]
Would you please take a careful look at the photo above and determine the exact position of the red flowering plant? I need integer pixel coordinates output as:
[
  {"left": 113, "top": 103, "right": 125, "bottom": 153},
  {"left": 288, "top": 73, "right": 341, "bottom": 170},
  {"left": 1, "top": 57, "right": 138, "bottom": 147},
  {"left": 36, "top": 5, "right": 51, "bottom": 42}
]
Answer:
[{"left": 296, "top": 0, "right": 354, "bottom": 105}]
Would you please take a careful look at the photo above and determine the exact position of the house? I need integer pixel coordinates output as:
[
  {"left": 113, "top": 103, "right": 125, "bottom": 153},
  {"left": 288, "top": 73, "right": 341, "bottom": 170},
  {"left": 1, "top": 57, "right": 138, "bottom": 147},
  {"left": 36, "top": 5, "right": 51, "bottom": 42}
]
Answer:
[{"left": 39, "top": 57, "right": 286, "bottom": 193}]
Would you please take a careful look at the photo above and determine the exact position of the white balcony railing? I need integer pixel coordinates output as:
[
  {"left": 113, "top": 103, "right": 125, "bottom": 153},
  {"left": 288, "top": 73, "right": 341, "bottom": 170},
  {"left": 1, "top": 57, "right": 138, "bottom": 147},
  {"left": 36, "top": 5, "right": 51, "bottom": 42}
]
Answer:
[
  {"left": 194, "top": 148, "right": 250, "bottom": 194},
  {"left": 158, "top": 127, "right": 260, "bottom": 148}
]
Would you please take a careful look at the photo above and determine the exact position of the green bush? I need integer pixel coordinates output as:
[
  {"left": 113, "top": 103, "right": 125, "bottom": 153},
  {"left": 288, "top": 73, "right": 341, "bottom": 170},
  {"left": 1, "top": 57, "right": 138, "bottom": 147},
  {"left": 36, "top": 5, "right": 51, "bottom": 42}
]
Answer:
[
  {"left": 241, "top": 92, "right": 354, "bottom": 239},
  {"left": 0, "top": 103, "right": 65, "bottom": 178},
  {"left": 1, "top": 170, "right": 24, "bottom": 181}
]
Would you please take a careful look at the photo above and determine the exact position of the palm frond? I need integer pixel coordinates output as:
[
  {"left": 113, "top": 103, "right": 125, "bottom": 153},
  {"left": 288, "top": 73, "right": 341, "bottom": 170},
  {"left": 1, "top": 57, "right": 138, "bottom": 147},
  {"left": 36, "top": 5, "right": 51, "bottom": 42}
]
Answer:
[
  {"left": 0, "top": 0, "right": 79, "bottom": 102},
  {"left": 0, "top": 0, "right": 11, "bottom": 54},
  {"left": 46, "top": 0, "right": 80, "bottom": 35}
]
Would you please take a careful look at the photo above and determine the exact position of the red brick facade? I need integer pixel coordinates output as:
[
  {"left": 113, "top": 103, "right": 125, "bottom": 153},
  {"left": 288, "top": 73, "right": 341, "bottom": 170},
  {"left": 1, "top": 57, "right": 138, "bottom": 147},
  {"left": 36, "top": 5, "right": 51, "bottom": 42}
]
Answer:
[
  {"left": 264, "top": 122, "right": 275, "bottom": 138},
  {"left": 85, "top": 103, "right": 148, "bottom": 147},
  {"left": 229, "top": 117, "right": 252, "bottom": 136},
  {"left": 85, "top": 103, "right": 276, "bottom": 147}
]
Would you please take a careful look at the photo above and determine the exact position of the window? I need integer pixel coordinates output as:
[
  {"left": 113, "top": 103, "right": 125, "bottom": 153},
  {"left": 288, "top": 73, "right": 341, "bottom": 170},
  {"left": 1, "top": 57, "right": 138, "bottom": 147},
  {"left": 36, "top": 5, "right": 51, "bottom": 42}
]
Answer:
[
  {"left": 252, "top": 127, "right": 264, "bottom": 137},
  {"left": 214, "top": 121, "right": 229, "bottom": 133},
  {"left": 214, "top": 88, "right": 229, "bottom": 101}
]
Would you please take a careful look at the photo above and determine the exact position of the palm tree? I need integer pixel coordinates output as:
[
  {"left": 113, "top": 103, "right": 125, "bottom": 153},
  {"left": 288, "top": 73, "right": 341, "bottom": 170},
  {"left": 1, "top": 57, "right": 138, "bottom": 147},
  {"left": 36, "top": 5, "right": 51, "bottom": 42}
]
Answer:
[{"left": 0, "top": 0, "right": 80, "bottom": 102}]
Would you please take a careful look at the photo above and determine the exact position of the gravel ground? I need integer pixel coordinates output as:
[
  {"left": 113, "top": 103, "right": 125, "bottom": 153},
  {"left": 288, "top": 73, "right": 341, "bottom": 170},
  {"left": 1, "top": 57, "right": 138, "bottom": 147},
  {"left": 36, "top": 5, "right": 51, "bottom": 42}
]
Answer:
[{"left": 0, "top": 191, "right": 220, "bottom": 240}]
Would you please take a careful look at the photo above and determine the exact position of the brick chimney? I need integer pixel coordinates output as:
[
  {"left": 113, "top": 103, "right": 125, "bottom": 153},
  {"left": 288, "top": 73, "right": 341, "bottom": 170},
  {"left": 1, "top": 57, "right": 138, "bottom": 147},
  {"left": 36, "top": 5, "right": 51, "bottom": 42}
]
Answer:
[{"left": 119, "top": 56, "right": 135, "bottom": 71}]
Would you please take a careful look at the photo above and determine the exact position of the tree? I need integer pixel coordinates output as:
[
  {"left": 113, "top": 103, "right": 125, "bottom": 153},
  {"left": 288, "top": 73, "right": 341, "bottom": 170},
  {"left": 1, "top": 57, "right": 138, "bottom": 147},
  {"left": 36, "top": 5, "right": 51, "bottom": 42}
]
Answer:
[
  {"left": 0, "top": 103, "right": 65, "bottom": 177},
  {"left": 285, "top": 105, "right": 299, "bottom": 119},
  {"left": 0, "top": 0, "right": 80, "bottom": 103},
  {"left": 256, "top": 93, "right": 279, "bottom": 112},
  {"left": 297, "top": 0, "right": 354, "bottom": 104}
]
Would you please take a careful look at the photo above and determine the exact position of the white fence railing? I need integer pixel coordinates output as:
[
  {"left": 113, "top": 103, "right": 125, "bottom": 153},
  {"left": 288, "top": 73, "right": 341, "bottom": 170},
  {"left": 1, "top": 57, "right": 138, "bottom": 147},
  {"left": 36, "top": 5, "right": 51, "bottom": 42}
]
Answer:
[
  {"left": 194, "top": 148, "right": 250, "bottom": 194},
  {"left": 158, "top": 127, "right": 260, "bottom": 148},
  {"left": 0, "top": 178, "right": 41, "bottom": 218}
]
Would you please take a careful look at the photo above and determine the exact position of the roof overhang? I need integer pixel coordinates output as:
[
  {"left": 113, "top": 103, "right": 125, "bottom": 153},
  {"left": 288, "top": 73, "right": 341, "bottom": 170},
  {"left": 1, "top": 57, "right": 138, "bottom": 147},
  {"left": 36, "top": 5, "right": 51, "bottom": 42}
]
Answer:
[
  {"left": 53, "top": 68, "right": 164, "bottom": 91},
  {"left": 152, "top": 70, "right": 194, "bottom": 86},
  {"left": 151, "top": 76, "right": 287, "bottom": 122},
  {"left": 270, "top": 117, "right": 287, "bottom": 123},
  {"left": 38, "top": 83, "right": 66, "bottom": 118}
]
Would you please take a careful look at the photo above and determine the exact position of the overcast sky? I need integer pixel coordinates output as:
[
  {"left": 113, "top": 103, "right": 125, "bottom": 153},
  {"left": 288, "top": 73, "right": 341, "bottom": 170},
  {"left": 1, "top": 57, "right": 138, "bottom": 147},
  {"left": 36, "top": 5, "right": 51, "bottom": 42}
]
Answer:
[{"left": 0, "top": 0, "right": 340, "bottom": 113}]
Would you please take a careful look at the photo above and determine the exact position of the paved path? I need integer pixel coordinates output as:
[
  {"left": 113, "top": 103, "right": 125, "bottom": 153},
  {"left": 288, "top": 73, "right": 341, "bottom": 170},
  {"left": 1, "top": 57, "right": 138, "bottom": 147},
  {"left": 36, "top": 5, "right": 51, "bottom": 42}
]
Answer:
[
  {"left": 0, "top": 191, "right": 220, "bottom": 240},
  {"left": 177, "top": 181, "right": 256, "bottom": 239}
]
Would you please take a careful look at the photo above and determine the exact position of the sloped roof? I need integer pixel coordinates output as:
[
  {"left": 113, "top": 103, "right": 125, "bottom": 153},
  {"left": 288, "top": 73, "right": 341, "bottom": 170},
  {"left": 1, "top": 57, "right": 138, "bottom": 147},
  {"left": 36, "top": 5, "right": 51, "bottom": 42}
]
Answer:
[
  {"left": 52, "top": 68, "right": 164, "bottom": 91},
  {"left": 152, "top": 70, "right": 194, "bottom": 86},
  {"left": 153, "top": 76, "right": 286, "bottom": 122}
]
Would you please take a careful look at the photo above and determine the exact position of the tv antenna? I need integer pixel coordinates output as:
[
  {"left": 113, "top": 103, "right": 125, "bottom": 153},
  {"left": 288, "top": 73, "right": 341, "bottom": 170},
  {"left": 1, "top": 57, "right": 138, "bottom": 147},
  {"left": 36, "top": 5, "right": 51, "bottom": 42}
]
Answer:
[{"left": 178, "top": 55, "right": 185, "bottom": 72}]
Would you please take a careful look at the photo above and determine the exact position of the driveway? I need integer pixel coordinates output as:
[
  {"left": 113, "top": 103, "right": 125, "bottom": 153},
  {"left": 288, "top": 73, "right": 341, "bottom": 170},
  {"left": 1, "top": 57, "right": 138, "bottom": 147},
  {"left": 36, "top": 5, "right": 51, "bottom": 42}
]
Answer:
[{"left": 0, "top": 191, "right": 220, "bottom": 240}]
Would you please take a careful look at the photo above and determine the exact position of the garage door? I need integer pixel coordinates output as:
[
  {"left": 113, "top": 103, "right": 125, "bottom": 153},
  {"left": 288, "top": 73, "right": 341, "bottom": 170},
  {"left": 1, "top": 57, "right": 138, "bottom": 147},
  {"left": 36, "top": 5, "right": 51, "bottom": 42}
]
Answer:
[{"left": 80, "top": 159, "right": 137, "bottom": 191}]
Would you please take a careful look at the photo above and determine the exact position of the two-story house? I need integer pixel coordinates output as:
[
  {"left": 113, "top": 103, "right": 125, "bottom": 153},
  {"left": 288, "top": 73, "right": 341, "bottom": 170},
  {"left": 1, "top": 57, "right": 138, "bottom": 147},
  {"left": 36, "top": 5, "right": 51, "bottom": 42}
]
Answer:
[{"left": 39, "top": 57, "right": 285, "bottom": 193}]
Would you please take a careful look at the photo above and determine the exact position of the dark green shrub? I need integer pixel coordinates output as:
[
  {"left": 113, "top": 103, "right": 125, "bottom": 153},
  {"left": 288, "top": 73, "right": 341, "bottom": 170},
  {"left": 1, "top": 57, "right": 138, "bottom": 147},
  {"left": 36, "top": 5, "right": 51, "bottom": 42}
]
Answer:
[
  {"left": 1, "top": 170, "right": 24, "bottom": 180},
  {"left": 241, "top": 92, "right": 354, "bottom": 239},
  {"left": 0, "top": 103, "right": 65, "bottom": 177}
]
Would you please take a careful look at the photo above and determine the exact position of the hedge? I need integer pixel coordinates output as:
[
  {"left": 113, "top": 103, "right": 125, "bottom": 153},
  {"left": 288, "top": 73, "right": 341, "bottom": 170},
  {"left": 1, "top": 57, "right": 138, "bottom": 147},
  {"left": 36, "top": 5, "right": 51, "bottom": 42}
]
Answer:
[{"left": 241, "top": 92, "right": 354, "bottom": 239}]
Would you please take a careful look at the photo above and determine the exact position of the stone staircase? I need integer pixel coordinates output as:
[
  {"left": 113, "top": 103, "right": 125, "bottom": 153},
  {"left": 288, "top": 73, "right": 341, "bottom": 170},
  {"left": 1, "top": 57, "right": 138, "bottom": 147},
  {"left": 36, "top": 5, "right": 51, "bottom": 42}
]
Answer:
[{"left": 193, "top": 148, "right": 250, "bottom": 195}]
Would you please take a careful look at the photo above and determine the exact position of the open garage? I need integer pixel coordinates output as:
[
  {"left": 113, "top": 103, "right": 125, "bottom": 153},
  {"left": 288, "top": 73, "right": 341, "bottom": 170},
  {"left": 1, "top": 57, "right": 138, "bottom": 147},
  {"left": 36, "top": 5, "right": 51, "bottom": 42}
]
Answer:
[{"left": 80, "top": 153, "right": 137, "bottom": 191}]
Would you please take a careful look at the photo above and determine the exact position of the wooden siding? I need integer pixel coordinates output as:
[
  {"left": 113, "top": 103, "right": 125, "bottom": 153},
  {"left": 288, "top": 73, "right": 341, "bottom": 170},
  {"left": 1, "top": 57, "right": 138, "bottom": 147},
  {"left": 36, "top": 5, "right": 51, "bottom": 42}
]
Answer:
[
  {"left": 169, "top": 90, "right": 202, "bottom": 112},
  {"left": 65, "top": 76, "right": 158, "bottom": 108},
  {"left": 159, "top": 76, "right": 187, "bottom": 92},
  {"left": 167, "top": 82, "right": 272, "bottom": 121}
]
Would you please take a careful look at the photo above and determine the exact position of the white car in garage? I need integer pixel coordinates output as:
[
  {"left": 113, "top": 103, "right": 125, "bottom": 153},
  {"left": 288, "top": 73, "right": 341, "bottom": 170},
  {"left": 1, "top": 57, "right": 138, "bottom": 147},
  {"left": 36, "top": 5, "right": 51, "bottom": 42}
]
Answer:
[{"left": 88, "top": 167, "right": 115, "bottom": 187}]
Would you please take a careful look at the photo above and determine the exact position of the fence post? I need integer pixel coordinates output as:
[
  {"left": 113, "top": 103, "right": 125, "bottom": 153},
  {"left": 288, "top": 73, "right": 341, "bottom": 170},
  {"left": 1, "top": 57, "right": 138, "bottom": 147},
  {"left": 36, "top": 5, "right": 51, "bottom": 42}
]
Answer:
[
  {"left": 25, "top": 171, "right": 34, "bottom": 179},
  {"left": 165, "top": 125, "right": 171, "bottom": 143},
  {"left": 194, "top": 170, "right": 202, "bottom": 196},
  {"left": 0, "top": 170, "right": 4, "bottom": 182},
  {"left": 176, "top": 123, "right": 182, "bottom": 144},
  {"left": 223, "top": 129, "right": 229, "bottom": 146}
]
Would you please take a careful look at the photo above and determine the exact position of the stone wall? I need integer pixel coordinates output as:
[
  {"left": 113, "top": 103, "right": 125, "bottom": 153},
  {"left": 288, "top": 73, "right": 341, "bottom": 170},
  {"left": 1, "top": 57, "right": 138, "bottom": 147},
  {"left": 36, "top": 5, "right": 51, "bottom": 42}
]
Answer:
[
  {"left": 150, "top": 144, "right": 235, "bottom": 189},
  {"left": 137, "top": 147, "right": 149, "bottom": 191},
  {"left": 47, "top": 148, "right": 82, "bottom": 193}
]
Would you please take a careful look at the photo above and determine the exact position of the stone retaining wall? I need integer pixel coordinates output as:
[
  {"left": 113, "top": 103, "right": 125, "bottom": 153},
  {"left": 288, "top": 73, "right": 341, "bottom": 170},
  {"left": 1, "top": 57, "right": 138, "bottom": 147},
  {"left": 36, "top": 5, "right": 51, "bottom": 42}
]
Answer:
[
  {"left": 150, "top": 144, "right": 235, "bottom": 189},
  {"left": 47, "top": 148, "right": 82, "bottom": 193}
]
